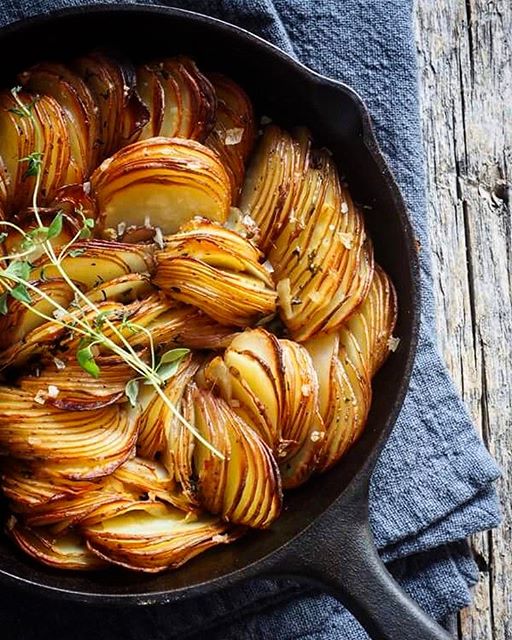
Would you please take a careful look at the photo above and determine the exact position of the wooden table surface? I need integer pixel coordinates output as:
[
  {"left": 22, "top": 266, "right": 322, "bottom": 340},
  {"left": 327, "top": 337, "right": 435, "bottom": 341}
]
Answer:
[{"left": 415, "top": 0, "right": 511, "bottom": 637}]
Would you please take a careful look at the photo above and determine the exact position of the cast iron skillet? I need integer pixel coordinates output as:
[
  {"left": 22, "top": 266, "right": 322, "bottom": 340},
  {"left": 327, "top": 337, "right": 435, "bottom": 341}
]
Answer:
[{"left": 0, "top": 5, "right": 452, "bottom": 640}]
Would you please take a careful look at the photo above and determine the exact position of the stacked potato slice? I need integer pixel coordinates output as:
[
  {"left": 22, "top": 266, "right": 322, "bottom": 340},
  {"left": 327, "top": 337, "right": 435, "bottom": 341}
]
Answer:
[
  {"left": 240, "top": 126, "right": 374, "bottom": 341},
  {"left": 0, "top": 53, "right": 398, "bottom": 574}
]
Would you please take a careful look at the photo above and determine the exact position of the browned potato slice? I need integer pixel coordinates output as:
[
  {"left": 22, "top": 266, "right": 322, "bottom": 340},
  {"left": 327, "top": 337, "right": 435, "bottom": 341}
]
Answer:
[
  {"left": 192, "top": 386, "right": 282, "bottom": 528},
  {"left": 0, "top": 312, "right": 65, "bottom": 371},
  {"left": 20, "top": 62, "right": 100, "bottom": 173},
  {"left": 1, "top": 461, "right": 96, "bottom": 509},
  {"left": 7, "top": 519, "right": 106, "bottom": 570},
  {"left": 305, "top": 330, "right": 371, "bottom": 473},
  {"left": 83, "top": 502, "right": 236, "bottom": 573},
  {"left": 153, "top": 218, "right": 276, "bottom": 327},
  {"left": 4, "top": 207, "right": 84, "bottom": 261},
  {"left": 32, "top": 93, "right": 76, "bottom": 199},
  {"left": 239, "top": 124, "right": 299, "bottom": 250},
  {"left": 86, "top": 273, "right": 154, "bottom": 304},
  {"left": 0, "top": 154, "right": 9, "bottom": 215},
  {"left": 153, "top": 57, "right": 216, "bottom": 141},
  {"left": 0, "top": 278, "right": 73, "bottom": 351},
  {"left": 92, "top": 138, "right": 231, "bottom": 235},
  {"left": 0, "top": 90, "right": 39, "bottom": 212},
  {"left": 30, "top": 240, "right": 154, "bottom": 289},
  {"left": 20, "top": 63, "right": 90, "bottom": 179},
  {"left": 271, "top": 146, "right": 374, "bottom": 340},
  {"left": 342, "top": 264, "right": 398, "bottom": 376},
  {"left": 137, "top": 358, "right": 199, "bottom": 511},
  {"left": 136, "top": 65, "right": 165, "bottom": 140},
  {"left": 111, "top": 457, "right": 185, "bottom": 509},
  {"left": 0, "top": 90, "right": 74, "bottom": 210},
  {"left": 0, "top": 387, "right": 137, "bottom": 480},
  {"left": 18, "top": 354, "right": 135, "bottom": 410},
  {"left": 206, "top": 74, "right": 255, "bottom": 200},
  {"left": 73, "top": 53, "right": 148, "bottom": 161},
  {"left": 201, "top": 328, "right": 323, "bottom": 488}
]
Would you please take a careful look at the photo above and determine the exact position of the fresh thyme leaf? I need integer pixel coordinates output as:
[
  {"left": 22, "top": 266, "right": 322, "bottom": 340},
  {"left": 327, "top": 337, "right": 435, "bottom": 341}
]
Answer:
[
  {"left": 21, "top": 226, "right": 49, "bottom": 251},
  {"left": 47, "top": 211, "right": 64, "bottom": 240},
  {"left": 20, "top": 151, "right": 44, "bottom": 178},
  {"left": 0, "top": 232, "right": 8, "bottom": 244},
  {"left": 0, "top": 292, "right": 8, "bottom": 315},
  {"left": 69, "top": 248, "right": 86, "bottom": 257},
  {"left": 159, "top": 348, "right": 190, "bottom": 365},
  {"left": 125, "top": 378, "right": 140, "bottom": 407},
  {"left": 10, "top": 283, "right": 32, "bottom": 304},
  {"left": 155, "top": 348, "right": 190, "bottom": 383},
  {"left": 155, "top": 361, "right": 181, "bottom": 382},
  {"left": 93, "top": 310, "right": 113, "bottom": 330},
  {"left": 76, "top": 344, "right": 100, "bottom": 379},
  {"left": 8, "top": 106, "right": 27, "bottom": 117},
  {"left": 4, "top": 260, "right": 31, "bottom": 281},
  {"left": 78, "top": 216, "right": 95, "bottom": 239}
]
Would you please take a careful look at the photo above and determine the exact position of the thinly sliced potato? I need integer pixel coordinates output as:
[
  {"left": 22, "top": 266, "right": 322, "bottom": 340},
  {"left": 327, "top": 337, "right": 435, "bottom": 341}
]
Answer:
[
  {"left": 341, "top": 264, "right": 398, "bottom": 377},
  {"left": 150, "top": 57, "right": 216, "bottom": 141},
  {"left": 0, "top": 387, "right": 137, "bottom": 479},
  {"left": 304, "top": 330, "right": 371, "bottom": 473},
  {"left": 136, "top": 65, "right": 165, "bottom": 140},
  {"left": 7, "top": 519, "right": 106, "bottom": 570},
  {"left": 206, "top": 74, "right": 255, "bottom": 200},
  {"left": 92, "top": 137, "right": 231, "bottom": 235},
  {"left": 30, "top": 240, "right": 154, "bottom": 289},
  {"left": 1, "top": 460, "right": 96, "bottom": 509},
  {"left": 20, "top": 63, "right": 90, "bottom": 180},
  {"left": 239, "top": 124, "right": 301, "bottom": 250},
  {"left": 74, "top": 53, "right": 148, "bottom": 161},
  {"left": 18, "top": 354, "right": 135, "bottom": 410},
  {"left": 192, "top": 386, "right": 282, "bottom": 528},
  {"left": 201, "top": 328, "right": 323, "bottom": 488},
  {"left": 20, "top": 61, "right": 100, "bottom": 173},
  {"left": 153, "top": 218, "right": 276, "bottom": 327},
  {"left": 0, "top": 278, "right": 73, "bottom": 351},
  {"left": 137, "top": 355, "right": 199, "bottom": 497},
  {"left": 0, "top": 90, "right": 75, "bottom": 210},
  {"left": 0, "top": 90, "right": 39, "bottom": 212},
  {"left": 83, "top": 502, "right": 237, "bottom": 572}
]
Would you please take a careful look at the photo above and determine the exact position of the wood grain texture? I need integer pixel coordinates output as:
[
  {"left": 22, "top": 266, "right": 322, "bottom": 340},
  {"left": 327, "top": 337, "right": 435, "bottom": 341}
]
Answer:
[{"left": 415, "top": 0, "right": 511, "bottom": 638}]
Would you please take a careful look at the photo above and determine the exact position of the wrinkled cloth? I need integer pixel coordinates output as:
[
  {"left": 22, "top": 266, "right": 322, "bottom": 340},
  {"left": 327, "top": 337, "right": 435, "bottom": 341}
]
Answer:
[{"left": 0, "top": 1, "right": 501, "bottom": 638}]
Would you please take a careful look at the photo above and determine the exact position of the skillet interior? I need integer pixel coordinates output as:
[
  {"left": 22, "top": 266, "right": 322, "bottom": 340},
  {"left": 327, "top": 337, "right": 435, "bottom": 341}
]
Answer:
[{"left": 0, "top": 5, "right": 419, "bottom": 600}]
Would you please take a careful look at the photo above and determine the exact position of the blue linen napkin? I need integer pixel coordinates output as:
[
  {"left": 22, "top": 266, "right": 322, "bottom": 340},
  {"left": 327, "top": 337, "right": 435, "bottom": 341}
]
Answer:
[{"left": 0, "top": 0, "right": 502, "bottom": 638}]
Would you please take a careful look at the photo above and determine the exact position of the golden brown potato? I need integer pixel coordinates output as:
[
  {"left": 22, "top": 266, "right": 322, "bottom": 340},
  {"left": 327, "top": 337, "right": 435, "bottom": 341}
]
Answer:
[
  {"left": 200, "top": 328, "right": 323, "bottom": 489},
  {"left": 192, "top": 385, "right": 282, "bottom": 528},
  {"left": 7, "top": 519, "right": 106, "bottom": 570},
  {"left": 83, "top": 502, "right": 237, "bottom": 573},
  {"left": 0, "top": 52, "right": 399, "bottom": 576},
  {"left": 153, "top": 218, "right": 276, "bottom": 327},
  {"left": 206, "top": 74, "right": 256, "bottom": 201},
  {"left": 0, "top": 386, "right": 137, "bottom": 480},
  {"left": 18, "top": 354, "right": 135, "bottom": 410},
  {"left": 92, "top": 137, "right": 231, "bottom": 236},
  {"left": 0, "top": 90, "right": 76, "bottom": 212},
  {"left": 73, "top": 53, "right": 149, "bottom": 162},
  {"left": 137, "top": 57, "right": 216, "bottom": 142},
  {"left": 240, "top": 125, "right": 374, "bottom": 341},
  {"left": 19, "top": 62, "right": 100, "bottom": 173}
]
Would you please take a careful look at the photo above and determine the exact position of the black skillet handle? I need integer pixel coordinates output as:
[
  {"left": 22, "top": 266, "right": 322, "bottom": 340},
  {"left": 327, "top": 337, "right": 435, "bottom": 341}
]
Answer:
[{"left": 267, "top": 478, "right": 453, "bottom": 640}]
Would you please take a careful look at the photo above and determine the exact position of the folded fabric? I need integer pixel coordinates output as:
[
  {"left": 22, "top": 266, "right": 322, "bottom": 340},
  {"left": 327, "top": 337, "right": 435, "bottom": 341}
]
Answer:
[{"left": 0, "top": 1, "right": 501, "bottom": 638}]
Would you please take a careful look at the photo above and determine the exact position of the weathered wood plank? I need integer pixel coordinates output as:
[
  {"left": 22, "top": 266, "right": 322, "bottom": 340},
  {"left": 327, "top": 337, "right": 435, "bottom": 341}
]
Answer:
[{"left": 415, "top": 0, "right": 511, "bottom": 638}]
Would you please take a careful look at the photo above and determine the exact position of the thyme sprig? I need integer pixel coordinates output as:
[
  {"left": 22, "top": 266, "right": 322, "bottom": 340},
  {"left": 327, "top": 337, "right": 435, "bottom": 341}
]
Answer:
[{"left": 0, "top": 87, "right": 223, "bottom": 459}]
